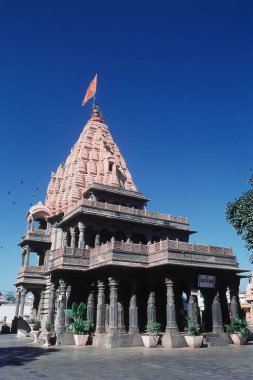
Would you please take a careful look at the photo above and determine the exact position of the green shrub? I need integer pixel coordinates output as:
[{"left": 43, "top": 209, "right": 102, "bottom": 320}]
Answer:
[
  {"left": 145, "top": 322, "right": 161, "bottom": 335},
  {"left": 64, "top": 302, "right": 92, "bottom": 335},
  {"left": 186, "top": 317, "right": 200, "bottom": 336},
  {"left": 225, "top": 318, "right": 249, "bottom": 338}
]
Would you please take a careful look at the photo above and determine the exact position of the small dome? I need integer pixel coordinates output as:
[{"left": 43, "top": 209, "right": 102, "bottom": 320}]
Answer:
[{"left": 26, "top": 201, "right": 51, "bottom": 220}]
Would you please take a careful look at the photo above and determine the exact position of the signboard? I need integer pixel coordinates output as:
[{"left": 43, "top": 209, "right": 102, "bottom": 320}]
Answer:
[{"left": 198, "top": 275, "right": 216, "bottom": 288}]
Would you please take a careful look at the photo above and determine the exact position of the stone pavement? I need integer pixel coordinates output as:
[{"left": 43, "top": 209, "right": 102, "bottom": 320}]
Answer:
[{"left": 0, "top": 334, "right": 253, "bottom": 380}]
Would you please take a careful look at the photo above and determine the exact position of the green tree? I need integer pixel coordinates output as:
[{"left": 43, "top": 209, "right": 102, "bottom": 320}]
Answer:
[
  {"left": 4, "top": 291, "right": 16, "bottom": 302},
  {"left": 226, "top": 181, "right": 253, "bottom": 263}
]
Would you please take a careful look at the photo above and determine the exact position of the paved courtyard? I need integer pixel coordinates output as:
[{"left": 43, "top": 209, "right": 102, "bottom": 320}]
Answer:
[{"left": 0, "top": 334, "right": 253, "bottom": 380}]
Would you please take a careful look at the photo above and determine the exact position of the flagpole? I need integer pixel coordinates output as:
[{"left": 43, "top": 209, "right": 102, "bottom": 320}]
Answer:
[{"left": 92, "top": 74, "right": 97, "bottom": 112}]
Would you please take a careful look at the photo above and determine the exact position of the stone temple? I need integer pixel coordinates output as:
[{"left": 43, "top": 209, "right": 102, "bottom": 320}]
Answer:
[{"left": 15, "top": 106, "right": 245, "bottom": 347}]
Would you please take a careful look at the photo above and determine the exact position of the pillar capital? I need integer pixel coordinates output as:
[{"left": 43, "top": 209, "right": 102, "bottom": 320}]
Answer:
[
  {"left": 108, "top": 277, "right": 118, "bottom": 287},
  {"left": 78, "top": 221, "right": 85, "bottom": 230},
  {"left": 165, "top": 278, "right": 174, "bottom": 287}
]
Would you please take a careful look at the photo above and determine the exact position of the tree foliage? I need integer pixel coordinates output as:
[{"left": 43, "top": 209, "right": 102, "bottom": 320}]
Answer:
[
  {"left": 4, "top": 291, "right": 16, "bottom": 302},
  {"left": 226, "top": 188, "right": 253, "bottom": 263}
]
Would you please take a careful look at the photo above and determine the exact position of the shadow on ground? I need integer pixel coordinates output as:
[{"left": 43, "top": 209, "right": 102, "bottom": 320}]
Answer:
[{"left": 0, "top": 346, "right": 59, "bottom": 368}]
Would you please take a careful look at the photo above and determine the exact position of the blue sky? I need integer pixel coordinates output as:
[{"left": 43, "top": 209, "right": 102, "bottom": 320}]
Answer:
[{"left": 0, "top": 1, "right": 252, "bottom": 293}]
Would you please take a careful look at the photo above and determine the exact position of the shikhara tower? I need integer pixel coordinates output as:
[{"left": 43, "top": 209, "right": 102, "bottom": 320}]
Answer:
[{"left": 15, "top": 105, "right": 245, "bottom": 347}]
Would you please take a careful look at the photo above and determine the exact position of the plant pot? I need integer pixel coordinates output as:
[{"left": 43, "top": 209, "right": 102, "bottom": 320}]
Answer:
[
  {"left": 230, "top": 334, "right": 247, "bottom": 345},
  {"left": 42, "top": 332, "right": 51, "bottom": 347},
  {"left": 141, "top": 334, "right": 158, "bottom": 348},
  {"left": 29, "top": 324, "right": 35, "bottom": 332},
  {"left": 32, "top": 330, "right": 41, "bottom": 344},
  {"left": 185, "top": 335, "right": 203, "bottom": 349},
  {"left": 73, "top": 334, "right": 89, "bottom": 346}
]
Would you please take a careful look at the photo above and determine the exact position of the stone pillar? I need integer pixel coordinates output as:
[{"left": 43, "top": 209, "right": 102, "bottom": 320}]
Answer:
[
  {"left": 165, "top": 278, "right": 178, "bottom": 334},
  {"left": 70, "top": 228, "right": 76, "bottom": 249},
  {"left": 57, "top": 279, "right": 66, "bottom": 333},
  {"left": 188, "top": 294, "right": 199, "bottom": 326},
  {"left": 21, "top": 250, "right": 25, "bottom": 267},
  {"left": 212, "top": 293, "right": 224, "bottom": 333},
  {"left": 218, "top": 286, "right": 230, "bottom": 326},
  {"left": 87, "top": 286, "right": 95, "bottom": 325},
  {"left": 46, "top": 283, "right": 56, "bottom": 328},
  {"left": 19, "top": 287, "right": 27, "bottom": 317},
  {"left": 126, "top": 229, "right": 131, "bottom": 243},
  {"left": 109, "top": 277, "right": 118, "bottom": 334},
  {"left": 78, "top": 222, "right": 85, "bottom": 248},
  {"left": 25, "top": 246, "right": 30, "bottom": 268},
  {"left": 63, "top": 232, "right": 68, "bottom": 248},
  {"left": 15, "top": 289, "right": 21, "bottom": 318},
  {"left": 129, "top": 281, "right": 138, "bottom": 334},
  {"left": 230, "top": 280, "right": 240, "bottom": 320},
  {"left": 65, "top": 285, "right": 72, "bottom": 326},
  {"left": 95, "top": 280, "right": 106, "bottom": 334},
  {"left": 230, "top": 295, "right": 239, "bottom": 320},
  {"left": 117, "top": 301, "right": 126, "bottom": 334},
  {"left": 147, "top": 284, "right": 156, "bottom": 323},
  {"left": 95, "top": 230, "right": 101, "bottom": 247},
  {"left": 37, "top": 290, "right": 44, "bottom": 319}
]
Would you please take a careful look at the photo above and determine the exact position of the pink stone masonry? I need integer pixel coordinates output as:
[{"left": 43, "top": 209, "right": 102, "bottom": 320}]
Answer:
[{"left": 45, "top": 114, "right": 137, "bottom": 214}]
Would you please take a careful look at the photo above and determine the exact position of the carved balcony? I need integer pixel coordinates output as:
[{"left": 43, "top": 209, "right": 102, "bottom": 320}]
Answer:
[
  {"left": 21, "top": 228, "right": 51, "bottom": 245},
  {"left": 49, "top": 239, "right": 238, "bottom": 272},
  {"left": 16, "top": 265, "right": 46, "bottom": 286}
]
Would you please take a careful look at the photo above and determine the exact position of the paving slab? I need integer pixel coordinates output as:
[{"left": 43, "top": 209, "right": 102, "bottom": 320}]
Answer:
[{"left": 0, "top": 334, "right": 253, "bottom": 380}]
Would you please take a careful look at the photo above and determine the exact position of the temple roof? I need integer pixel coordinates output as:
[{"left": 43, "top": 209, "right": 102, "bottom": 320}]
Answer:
[{"left": 45, "top": 107, "right": 137, "bottom": 214}]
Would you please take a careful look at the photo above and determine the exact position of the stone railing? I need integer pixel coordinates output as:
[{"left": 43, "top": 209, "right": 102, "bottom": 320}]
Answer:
[
  {"left": 90, "top": 241, "right": 149, "bottom": 255},
  {"left": 148, "top": 239, "right": 233, "bottom": 256},
  {"left": 19, "top": 265, "right": 45, "bottom": 273},
  {"left": 64, "top": 199, "right": 188, "bottom": 225},
  {"left": 48, "top": 238, "right": 235, "bottom": 271},
  {"left": 50, "top": 239, "right": 233, "bottom": 261}
]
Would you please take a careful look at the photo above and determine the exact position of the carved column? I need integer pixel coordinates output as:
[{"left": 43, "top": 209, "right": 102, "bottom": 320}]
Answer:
[
  {"left": 78, "top": 222, "right": 85, "bottom": 248},
  {"left": 46, "top": 283, "right": 56, "bottom": 328},
  {"left": 118, "top": 301, "right": 126, "bottom": 334},
  {"left": 25, "top": 246, "right": 30, "bottom": 268},
  {"left": 15, "top": 289, "right": 21, "bottom": 318},
  {"left": 126, "top": 229, "right": 131, "bottom": 243},
  {"left": 57, "top": 279, "right": 66, "bottom": 333},
  {"left": 70, "top": 228, "right": 76, "bottom": 249},
  {"left": 218, "top": 286, "right": 230, "bottom": 326},
  {"left": 65, "top": 285, "right": 72, "bottom": 326},
  {"left": 37, "top": 290, "right": 44, "bottom": 319},
  {"left": 165, "top": 278, "right": 178, "bottom": 334},
  {"left": 188, "top": 294, "right": 199, "bottom": 327},
  {"left": 95, "top": 280, "right": 106, "bottom": 334},
  {"left": 19, "top": 287, "right": 27, "bottom": 317},
  {"left": 229, "top": 279, "right": 240, "bottom": 320},
  {"left": 21, "top": 249, "right": 25, "bottom": 267},
  {"left": 95, "top": 230, "right": 101, "bottom": 247},
  {"left": 109, "top": 277, "right": 118, "bottom": 334},
  {"left": 63, "top": 232, "right": 68, "bottom": 248},
  {"left": 87, "top": 285, "right": 95, "bottom": 325},
  {"left": 147, "top": 284, "right": 156, "bottom": 323},
  {"left": 212, "top": 293, "right": 224, "bottom": 333},
  {"left": 129, "top": 281, "right": 138, "bottom": 334}
]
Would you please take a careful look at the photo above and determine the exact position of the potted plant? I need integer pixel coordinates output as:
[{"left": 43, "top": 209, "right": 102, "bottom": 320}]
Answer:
[
  {"left": 28, "top": 318, "right": 36, "bottom": 332},
  {"left": 141, "top": 322, "right": 162, "bottom": 348},
  {"left": 42, "top": 322, "right": 52, "bottom": 347},
  {"left": 64, "top": 302, "right": 92, "bottom": 346},
  {"left": 225, "top": 318, "right": 249, "bottom": 345},
  {"left": 184, "top": 318, "right": 203, "bottom": 349},
  {"left": 31, "top": 319, "right": 41, "bottom": 343}
]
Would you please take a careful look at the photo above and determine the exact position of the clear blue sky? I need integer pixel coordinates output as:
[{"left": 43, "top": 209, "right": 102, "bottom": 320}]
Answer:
[{"left": 0, "top": 1, "right": 252, "bottom": 293}]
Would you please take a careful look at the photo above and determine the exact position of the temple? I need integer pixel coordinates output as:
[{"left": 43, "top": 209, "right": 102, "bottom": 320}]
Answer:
[{"left": 15, "top": 106, "right": 246, "bottom": 347}]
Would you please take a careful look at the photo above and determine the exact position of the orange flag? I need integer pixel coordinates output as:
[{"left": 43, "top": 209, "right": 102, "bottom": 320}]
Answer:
[{"left": 82, "top": 74, "right": 97, "bottom": 106}]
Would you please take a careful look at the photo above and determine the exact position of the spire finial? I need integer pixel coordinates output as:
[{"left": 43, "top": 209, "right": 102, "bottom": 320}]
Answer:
[{"left": 92, "top": 104, "right": 103, "bottom": 122}]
